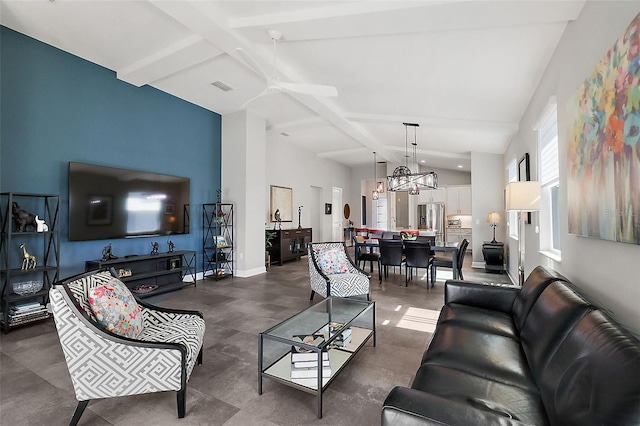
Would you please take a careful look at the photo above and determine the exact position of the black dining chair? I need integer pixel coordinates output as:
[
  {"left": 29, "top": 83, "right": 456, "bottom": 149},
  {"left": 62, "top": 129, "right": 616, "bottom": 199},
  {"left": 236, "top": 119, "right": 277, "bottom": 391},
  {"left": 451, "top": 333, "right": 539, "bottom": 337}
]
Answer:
[
  {"left": 430, "top": 239, "right": 469, "bottom": 288},
  {"left": 378, "top": 239, "right": 406, "bottom": 283},
  {"left": 355, "top": 235, "right": 379, "bottom": 272},
  {"left": 416, "top": 235, "right": 436, "bottom": 255},
  {"left": 403, "top": 240, "right": 433, "bottom": 287}
]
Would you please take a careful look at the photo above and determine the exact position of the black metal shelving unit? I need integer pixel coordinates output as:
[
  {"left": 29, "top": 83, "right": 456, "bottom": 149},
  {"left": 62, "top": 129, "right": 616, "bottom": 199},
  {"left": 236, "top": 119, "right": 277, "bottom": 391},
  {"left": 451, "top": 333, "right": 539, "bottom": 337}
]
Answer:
[
  {"left": 0, "top": 192, "right": 60, "bottom": 332},
  {"left": 203, "top": 203, "right": 234, "bottom": 280}
]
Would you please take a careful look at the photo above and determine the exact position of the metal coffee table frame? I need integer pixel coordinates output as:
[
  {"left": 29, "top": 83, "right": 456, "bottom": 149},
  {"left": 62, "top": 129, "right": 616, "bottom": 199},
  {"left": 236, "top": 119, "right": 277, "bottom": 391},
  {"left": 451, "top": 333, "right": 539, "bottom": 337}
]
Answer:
[{"left": 258, "top": 296, "right": 376, "bottom": 418}]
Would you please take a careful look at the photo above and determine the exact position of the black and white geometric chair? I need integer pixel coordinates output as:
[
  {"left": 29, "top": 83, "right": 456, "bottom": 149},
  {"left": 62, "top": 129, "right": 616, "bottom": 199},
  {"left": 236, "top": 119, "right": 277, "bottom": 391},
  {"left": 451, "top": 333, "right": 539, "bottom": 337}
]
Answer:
[
  {"left": 49, "top": 269, "right": 205, "bottom": 425},
  {"left": 308, "top": 242, "right": 371, "bottom": 301}
]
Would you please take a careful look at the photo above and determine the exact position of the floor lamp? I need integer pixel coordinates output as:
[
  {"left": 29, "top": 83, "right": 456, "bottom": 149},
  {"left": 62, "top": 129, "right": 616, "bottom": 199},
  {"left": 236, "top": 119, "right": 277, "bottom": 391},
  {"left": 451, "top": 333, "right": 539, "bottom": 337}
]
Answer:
[{"left": 506, "top": 181, "right": 540, "bottom": 286}]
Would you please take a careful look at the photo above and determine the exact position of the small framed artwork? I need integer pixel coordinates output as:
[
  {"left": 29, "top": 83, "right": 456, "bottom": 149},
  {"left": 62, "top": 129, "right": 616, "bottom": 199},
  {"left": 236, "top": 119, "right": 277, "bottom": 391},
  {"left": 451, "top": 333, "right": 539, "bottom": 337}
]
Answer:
[
  {"left": 518, "top": 153, "right": 532, "bottom": 224},
  {"left": 270, "top": 185, "right": 293, "bottom": 222},
  {"left": 325, "top": 203, "right": 332, "bottom": 215},
  {"left": 164, "top": 203, "right": 175, "bottom": 215},
  {"left": 214, "top": 235, "right": 228, "bottom": 248}
]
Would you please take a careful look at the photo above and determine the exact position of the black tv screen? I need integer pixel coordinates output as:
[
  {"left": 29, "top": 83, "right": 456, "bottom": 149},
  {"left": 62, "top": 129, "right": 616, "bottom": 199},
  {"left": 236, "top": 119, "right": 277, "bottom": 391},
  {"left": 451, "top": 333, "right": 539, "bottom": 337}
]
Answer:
[{"left": 68, "top": 162, "right": 190, "bottom": 241}]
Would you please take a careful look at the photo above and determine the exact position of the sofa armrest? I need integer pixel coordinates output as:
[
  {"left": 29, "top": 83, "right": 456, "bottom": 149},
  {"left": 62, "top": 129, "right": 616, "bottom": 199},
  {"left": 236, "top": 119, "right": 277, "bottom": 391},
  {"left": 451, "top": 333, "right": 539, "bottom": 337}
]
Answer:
[
  {"left": 382, "top": 387, "right": 529, "bottom": 426},
  {"left": 444, "top": 280, "right": 518, "bottom": 314}
]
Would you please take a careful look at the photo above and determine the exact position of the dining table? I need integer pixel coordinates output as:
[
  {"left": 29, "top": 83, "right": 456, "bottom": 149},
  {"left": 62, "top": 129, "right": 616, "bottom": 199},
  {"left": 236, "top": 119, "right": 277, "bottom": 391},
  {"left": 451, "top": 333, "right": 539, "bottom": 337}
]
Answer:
[{"left": 353, "top": 237, "right": 461, "bottom": 280}]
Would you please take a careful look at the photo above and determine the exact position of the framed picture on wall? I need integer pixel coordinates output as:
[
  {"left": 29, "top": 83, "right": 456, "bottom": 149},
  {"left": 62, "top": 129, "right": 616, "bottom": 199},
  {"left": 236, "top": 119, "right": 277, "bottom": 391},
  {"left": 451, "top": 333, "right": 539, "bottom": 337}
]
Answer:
[
  {"left": 325, "top": 203, "right": 332, "bottom": 215},
  {"left": 270, "top": 185, "right": 293, "bottom": 222},
  {"left": 518, "top": 153, "right": 532, "bottom": 224}
]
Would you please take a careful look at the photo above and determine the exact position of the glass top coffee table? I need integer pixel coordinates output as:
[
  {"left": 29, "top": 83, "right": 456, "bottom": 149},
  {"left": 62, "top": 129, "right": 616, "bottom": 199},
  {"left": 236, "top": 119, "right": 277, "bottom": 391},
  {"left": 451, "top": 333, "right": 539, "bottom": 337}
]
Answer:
[{"left": 258, "top": 296, "right": 376, "bottom": 418}]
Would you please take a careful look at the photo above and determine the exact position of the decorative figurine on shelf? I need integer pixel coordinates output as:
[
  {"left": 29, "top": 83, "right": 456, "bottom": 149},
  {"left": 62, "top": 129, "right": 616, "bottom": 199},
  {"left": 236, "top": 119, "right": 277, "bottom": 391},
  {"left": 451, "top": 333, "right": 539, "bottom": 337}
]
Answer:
[
  {"left": 214, "top": 209, "right": 226, "bottom": 226},
  {"left": 274, "top": 209, "right": 282, "bottom": 230},
  {"left": 12, "top": 202, "right": 37, "bottom": 232},
  {"left": 19, "top": 243, "right": 36, "bottom": 270},
  {"left": 102, "top": 243, "right": 118, "bottom": 261},
  {"left": 298, "top": 205, "right": 303, "bottom": 230},
  {"left": 34, "top": 215, "right": 49, "bottom": 232},
  {"left": 150, "top": 242, "right": 160, "bottom": 255},
  {"left": 167, "top": 240, "right": 175, "bottom": 253}
]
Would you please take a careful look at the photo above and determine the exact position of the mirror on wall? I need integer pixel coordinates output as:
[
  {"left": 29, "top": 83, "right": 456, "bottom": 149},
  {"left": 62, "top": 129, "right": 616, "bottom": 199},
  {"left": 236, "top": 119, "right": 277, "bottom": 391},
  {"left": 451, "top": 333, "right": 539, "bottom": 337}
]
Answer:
[{"left": 343, "top": 203, "right": 350, "bottom": 219}]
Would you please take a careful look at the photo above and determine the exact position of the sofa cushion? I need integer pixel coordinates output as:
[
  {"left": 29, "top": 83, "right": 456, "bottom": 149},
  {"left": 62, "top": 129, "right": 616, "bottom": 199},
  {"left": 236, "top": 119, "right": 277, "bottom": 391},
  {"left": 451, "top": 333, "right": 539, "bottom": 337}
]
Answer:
[
  {"left": 88, "top": 277, "right": 143, "bottom": 339},
  {"left": 512, "top": 266, "right": 568, "bottom": 331},
  {"left": 537, "top": 310, "right": 640, "bottom": 426},
  {"left": 66, "top": 270, "right": 116, "bottom": 322},
  {"left": 421, "top": 322, "right": 537, "bottom": 391},
  {"left": 411, "top": 364, "right": 548, "bottom": 425},
  {"left": 519, "top": 281, "right": 592, "bottom": 376},
  {"left": 437, "top": 303, "right": 518, "bottom": 340}
]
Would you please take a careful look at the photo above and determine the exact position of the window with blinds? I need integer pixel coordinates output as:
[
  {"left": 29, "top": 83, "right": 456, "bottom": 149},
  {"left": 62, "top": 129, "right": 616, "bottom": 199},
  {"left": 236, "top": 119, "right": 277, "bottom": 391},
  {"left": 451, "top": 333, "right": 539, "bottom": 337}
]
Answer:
[
  {"left": 536, "top": 98, "right": 561, "bottom": 256},
  {"left": 508, "top": 158, "right": 518, "bottom": 238}
]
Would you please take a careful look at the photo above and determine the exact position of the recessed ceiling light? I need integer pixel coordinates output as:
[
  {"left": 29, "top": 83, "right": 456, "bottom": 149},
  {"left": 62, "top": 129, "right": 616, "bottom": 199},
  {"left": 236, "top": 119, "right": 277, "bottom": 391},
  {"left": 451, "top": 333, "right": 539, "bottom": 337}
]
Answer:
[
  {"left": 420, "top": 160, "right": 426, "bottom": 163},
  {"left": 457, "top": 165, "right": 463, "bottom": 168}
]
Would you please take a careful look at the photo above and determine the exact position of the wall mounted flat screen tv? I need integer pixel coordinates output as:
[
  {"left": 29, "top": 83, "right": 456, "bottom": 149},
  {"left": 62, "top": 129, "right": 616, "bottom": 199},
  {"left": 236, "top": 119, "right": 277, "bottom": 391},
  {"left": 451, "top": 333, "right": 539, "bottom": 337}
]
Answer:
[{"left": 68, "top": 162, "right": 190, "bottom": 241}]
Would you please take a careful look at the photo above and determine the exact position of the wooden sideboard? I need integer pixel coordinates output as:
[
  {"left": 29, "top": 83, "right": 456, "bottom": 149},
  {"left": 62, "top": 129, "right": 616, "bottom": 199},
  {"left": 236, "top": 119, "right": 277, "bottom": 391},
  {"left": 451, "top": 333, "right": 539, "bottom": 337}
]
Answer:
[{"left": 267, "top": 228, "right": 312, "bottom": 266}]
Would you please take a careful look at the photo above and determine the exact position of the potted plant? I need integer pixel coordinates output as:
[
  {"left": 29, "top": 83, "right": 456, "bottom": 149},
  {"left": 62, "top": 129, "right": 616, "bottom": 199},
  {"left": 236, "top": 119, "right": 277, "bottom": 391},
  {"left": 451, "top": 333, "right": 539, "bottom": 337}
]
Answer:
[{"left": 265, "top": 230, "right": 276, "bottom": 267}]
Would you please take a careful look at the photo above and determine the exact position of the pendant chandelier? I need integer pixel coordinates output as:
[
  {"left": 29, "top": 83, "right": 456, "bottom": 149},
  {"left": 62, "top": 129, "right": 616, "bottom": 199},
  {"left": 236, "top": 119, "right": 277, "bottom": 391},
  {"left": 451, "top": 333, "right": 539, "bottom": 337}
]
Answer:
[
  {"left": 372, "top": 152, "right": 379, "bottom": 200},
  {"left": 386, "top": 123, "right": 438, "bottom": 192}
]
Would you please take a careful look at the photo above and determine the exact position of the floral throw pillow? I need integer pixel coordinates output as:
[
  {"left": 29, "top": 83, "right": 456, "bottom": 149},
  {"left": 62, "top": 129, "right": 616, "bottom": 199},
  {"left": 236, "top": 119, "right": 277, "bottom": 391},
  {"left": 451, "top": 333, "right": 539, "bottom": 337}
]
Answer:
[
  {"left": 314, "top": 247, "right": 349, "bottom": 275},
  {"left": 88, "top": 277, "right": 143, "bottom": 339}
]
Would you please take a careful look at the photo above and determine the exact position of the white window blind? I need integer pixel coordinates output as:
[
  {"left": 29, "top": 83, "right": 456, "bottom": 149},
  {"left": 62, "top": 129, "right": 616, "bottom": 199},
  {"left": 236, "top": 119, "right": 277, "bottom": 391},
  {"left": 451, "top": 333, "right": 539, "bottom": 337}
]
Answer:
[
  {"left": 537, "top": 102, "right": 558, "bottom": 186},
  {"left": 508, "top": 158, "right": 518, "bottom": 183}
]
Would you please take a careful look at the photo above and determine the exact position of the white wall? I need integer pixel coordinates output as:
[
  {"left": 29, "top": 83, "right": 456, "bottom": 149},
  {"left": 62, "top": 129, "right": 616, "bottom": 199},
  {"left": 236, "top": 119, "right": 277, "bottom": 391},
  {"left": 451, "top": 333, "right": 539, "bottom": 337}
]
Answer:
[
  {"left": 265, "top": 137, "right": 352, "bottom": 242},
  {"left": 471, "top": 152, "right": 505, "bottom": 264},
  {"left": 505, "top": 1, "right": 640, "bottom": 337},
  {"left": 421, "top": 166, "right": 471, "bottom": 186},
  {"left": 222, "top": 110, "right": 266, "bottom": 277}
]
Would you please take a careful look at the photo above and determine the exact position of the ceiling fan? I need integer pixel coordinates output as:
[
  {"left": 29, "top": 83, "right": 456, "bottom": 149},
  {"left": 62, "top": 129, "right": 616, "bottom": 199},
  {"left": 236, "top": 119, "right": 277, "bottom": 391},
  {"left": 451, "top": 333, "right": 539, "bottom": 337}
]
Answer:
[{"left": 236, "top": 30, "right": 338, "bottom": 108}]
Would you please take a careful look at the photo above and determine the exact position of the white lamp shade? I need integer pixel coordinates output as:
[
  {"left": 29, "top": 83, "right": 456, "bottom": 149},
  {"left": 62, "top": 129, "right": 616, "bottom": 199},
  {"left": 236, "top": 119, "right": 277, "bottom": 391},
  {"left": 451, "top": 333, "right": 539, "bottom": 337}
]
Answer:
[
  {"left": 506, "top": 181, "right": 540, "bottom": 211},
  {"left": 487, "top": 212, "right": 501, "bottom": 224},
  {"left": 506, "top": 181, "right": 540, "bottom": 212}
]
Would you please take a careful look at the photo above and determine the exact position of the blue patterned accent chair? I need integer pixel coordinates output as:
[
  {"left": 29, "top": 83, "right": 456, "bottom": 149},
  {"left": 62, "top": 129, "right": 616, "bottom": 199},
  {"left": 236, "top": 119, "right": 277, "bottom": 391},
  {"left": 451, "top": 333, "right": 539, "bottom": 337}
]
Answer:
[
  {"left": 308, "top": 242, "right": 371, "bottom": 301},
  {"left": 49, "top": 269, "right": 205, "bottom": 425}
]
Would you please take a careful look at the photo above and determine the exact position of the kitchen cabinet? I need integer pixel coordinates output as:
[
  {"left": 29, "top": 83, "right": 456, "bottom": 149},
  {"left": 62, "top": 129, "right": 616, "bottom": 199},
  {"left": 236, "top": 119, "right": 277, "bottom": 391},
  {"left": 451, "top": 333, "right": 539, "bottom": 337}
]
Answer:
[
  {"left": 418, "top": 189, "right": 446, "bottom": 203},
  {"left": 446, "top": 185, "right": 472, "bottom": 215}
]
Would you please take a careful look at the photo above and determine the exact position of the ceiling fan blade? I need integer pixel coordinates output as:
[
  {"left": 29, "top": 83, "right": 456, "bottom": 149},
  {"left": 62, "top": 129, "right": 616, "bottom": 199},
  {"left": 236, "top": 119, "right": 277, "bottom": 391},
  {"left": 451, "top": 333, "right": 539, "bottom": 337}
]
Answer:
[
  {"left": 239, "top": 88, "right": 271, "bottom": 110},
  {"left": 276, "top": 81, "right": 338, "bottom": 97},
  {"left": 235, "top": 47, "right": 269, "bottom": 80}
]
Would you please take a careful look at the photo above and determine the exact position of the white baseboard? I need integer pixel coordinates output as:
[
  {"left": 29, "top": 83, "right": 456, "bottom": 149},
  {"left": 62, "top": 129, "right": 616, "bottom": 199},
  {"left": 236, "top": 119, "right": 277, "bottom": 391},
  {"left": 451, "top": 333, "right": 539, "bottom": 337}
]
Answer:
[
  {"left": 235, "top": 267, "right": 267, "bottom": 278},
  {"left": 471, "top": 261, "right": 486, "bottom": 269}
]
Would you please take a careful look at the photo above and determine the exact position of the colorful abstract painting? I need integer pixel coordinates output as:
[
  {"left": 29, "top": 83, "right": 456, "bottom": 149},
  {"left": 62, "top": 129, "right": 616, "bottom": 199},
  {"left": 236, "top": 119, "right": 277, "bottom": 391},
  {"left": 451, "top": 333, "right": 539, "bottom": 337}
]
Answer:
[{"left": 567, "top": 13, "right": 640, "bottom": 245}]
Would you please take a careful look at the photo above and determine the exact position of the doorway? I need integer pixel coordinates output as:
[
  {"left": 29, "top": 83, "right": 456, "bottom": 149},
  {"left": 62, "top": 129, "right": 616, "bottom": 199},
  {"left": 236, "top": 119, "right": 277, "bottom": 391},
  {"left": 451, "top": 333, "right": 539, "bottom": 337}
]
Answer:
[
  {"left": 332, "top": 187, "right": 342, "bottom": 241},
  {"left": 310, "top": 186, "right": 322, "bottom": 242}
]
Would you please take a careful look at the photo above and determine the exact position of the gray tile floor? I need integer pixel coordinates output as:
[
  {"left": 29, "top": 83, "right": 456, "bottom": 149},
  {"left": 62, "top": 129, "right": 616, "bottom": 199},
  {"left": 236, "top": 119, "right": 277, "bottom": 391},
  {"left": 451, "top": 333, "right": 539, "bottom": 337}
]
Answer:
[{"left": 0, "top": 250, "right": 511, "bottom": 425}]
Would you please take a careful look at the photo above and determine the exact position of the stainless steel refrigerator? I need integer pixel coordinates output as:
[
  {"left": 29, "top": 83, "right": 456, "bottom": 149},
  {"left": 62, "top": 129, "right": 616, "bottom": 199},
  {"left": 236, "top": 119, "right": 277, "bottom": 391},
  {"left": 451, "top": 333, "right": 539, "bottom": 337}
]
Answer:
[{"left": 418, "top": 203, "right": 445, "bottom": 244}]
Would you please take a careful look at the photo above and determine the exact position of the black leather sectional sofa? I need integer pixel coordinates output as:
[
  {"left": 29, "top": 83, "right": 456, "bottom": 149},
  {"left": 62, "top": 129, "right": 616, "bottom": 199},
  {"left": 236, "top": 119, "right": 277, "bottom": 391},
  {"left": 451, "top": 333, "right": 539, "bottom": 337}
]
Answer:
[{"left": 382, "top": 266, "right": 640, "bottom": 425}]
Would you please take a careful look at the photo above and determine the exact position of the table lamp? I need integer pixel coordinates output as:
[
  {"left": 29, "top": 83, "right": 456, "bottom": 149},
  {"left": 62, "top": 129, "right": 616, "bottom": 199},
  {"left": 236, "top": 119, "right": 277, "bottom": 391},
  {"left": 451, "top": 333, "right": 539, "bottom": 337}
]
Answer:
[
  {"left": 506, "top": 181, "right": 540, "bottom": 286},
  {"left": 487, "top": 212, "right": 501, "bottom": 243}
]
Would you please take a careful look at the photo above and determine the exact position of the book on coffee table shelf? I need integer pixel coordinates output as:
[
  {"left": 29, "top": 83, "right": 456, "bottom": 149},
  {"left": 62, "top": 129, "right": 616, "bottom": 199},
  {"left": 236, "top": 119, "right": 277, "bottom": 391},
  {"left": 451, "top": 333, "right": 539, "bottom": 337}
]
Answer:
[
  {"left": 293, "top": 359, "right": 331, "bottom": 369},
  {"left": 290, "top": 365, "right": 332, "bottom": 379},
  {"left": 290, "top": 351, "right": 329, "bottom": 363}
]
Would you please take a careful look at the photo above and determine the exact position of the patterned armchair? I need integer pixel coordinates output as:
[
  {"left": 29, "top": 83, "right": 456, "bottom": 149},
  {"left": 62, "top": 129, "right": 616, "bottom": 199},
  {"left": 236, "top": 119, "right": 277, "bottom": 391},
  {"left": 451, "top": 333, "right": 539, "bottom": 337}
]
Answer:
[
  {"left": 49, "top": 269, "right": 205, "bottom": 425},
  {"left": 308, "top": 242, "right": 371, "bottom": 301}
]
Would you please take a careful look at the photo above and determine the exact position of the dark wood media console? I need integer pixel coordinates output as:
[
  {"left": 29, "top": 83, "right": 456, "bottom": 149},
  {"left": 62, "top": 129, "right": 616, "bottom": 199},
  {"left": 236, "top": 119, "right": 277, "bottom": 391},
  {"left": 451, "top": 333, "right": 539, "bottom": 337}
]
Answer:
[
  {"left": 85, "top": 250, "right": 196, "bottom": 298},
  {"left": 267, "top": 228, "right": 312, "bottom": 266}
]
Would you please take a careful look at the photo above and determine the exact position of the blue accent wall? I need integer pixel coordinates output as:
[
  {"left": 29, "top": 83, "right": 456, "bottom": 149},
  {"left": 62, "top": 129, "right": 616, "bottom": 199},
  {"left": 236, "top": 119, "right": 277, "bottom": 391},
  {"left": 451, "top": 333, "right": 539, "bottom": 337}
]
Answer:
[{"left": 1, "top": 26, "right": 221, "bottom": 277}]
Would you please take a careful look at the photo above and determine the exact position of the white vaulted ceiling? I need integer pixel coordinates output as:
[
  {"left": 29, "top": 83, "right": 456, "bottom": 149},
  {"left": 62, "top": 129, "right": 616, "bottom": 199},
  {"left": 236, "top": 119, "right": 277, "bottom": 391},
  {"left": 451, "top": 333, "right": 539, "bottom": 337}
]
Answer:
[{"left": 0, "top": 0, "right": 585, "bottom": 170}]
